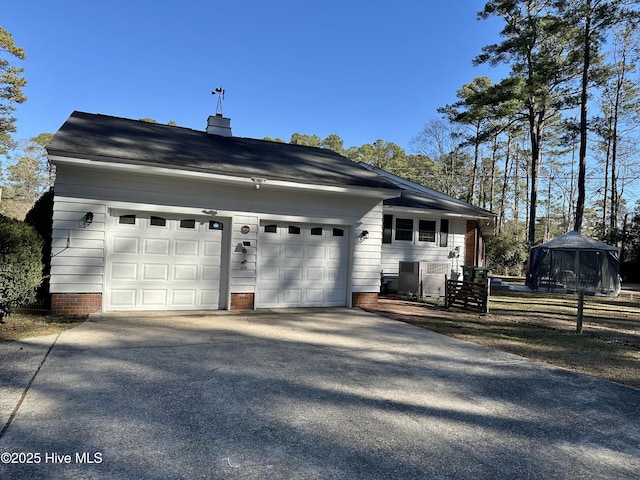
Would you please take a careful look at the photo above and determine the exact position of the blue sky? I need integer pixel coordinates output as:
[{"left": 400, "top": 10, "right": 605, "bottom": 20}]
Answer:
[{"left": 4, "top": 0, "right": 503, "bottom": 151}]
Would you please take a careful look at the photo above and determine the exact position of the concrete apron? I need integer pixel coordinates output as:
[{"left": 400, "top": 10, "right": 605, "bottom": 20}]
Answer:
[{"left": 1, "top": 308, "right": 639, "bottom": 480}]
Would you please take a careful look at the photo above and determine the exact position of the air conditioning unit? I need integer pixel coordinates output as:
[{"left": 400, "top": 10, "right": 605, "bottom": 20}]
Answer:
[{"left": 398, "top": 261, "right": 450, "bottom": 298}]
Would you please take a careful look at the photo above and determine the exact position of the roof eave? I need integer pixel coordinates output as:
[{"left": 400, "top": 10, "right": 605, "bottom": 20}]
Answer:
[{"left": 49, "top": 154, "right": 401, "bottom": 199}]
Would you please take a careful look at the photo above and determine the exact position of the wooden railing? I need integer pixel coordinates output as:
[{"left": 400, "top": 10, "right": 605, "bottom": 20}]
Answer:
[{"left": 444, "top": 279, "right": 490, "bottom": 314}]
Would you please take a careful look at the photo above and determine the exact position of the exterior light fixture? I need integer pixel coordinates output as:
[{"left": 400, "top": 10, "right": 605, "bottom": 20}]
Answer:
[
  {"left": 85, "top": 212, "right": 94, "bottom": 224},
  {"left": 360, "top": 230, "right": 369, "bottom": 239},
  {"left": 251, "top": 177, "right": 266, "bottom": 190}
]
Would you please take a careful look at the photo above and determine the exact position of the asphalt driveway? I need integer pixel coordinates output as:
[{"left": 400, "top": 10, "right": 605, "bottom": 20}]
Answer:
[{"left": 1, "top": 308, "right": 639, "bottom": 479}]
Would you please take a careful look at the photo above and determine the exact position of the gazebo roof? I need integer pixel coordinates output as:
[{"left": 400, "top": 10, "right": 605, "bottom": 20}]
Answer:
[{"left": 534, "top": 231, "right": 618, "bottom": 252}]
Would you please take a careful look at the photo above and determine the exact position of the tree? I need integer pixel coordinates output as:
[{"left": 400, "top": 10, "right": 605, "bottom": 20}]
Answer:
[
  {"left": 319, "top": 134, "right": 344, "bottom": 155},
  {"left": 289, "top": 133, "right": 320, "bottom": 147},
  {"left": 439, "top": 76, "right": 495, "bottom": 205},
  {"left": 0, "top": 26, "right": 27, "bottom": 156},
  {"left": 410, "top": 118, "right": 472, "bottom": 199},
  {"left": 1, "top": 134, "right": 53, "bottom": 219},
  {"left": 596, "top": 17, "right": 640, "bottom": 233},
  {"left": 476, "top": 0, "right": 577, "bottom": 243},
  {"left": 555, "top": 0, "right": 639, "bottom": 232}
]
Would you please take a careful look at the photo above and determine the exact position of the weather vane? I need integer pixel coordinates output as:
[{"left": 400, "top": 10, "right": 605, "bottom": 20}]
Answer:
[{"left": 212, "top": 87, "right": 225, "bottom": 116}]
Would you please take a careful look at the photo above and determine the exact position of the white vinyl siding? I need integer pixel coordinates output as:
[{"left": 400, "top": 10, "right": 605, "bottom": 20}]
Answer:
[
  {"left": 50, "top": 198, "right": 106, "bottom": 293},
  {"left": 380, "top": 216, "right": 466, "bottom": 276},
  {"left": 351, "top": 202, "right": 384, "bottom": 293},
  {"left": 50, "top": 163, "right": 390, "bottom": 308}
]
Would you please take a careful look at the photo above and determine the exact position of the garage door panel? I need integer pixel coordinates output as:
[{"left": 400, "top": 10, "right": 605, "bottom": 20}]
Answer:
[
  {"left": 327, "top": 268, "right": 345, "bottom": 283},
  {"left": 107, "top": 215, "right": 225, "bottom": 310},
  {"left": 259, "top": 267, "right": 279, "bottom": 281},
  {"left": 325, "top": 289, "right": 345, "bottom": 304},
  {"left": 110, "top": 289, "right": 136, "bottom": 307},
  {"left": 171, "top": 290, "right": 196, "bottom": 306},
  {"left": 262, "top": 244, "right": 280, "bottom": 258},
  {"left": 203, "top": 241, "right": 222, "bottom": 257},
  {"left": 306, "top": 245, "right": 325, "bottom": 260},
  {"left": 141, "top": 289, "right": 167, "bottom": 306},
  {"left": 305, "top": 289, "right": 324, "bottom": 303},
  {"left": 284, "top": 245, "right": 303, "bottom": 259},
  {"left": 173, "top": 264, "right": 198, "bottom": 281},
  {"left": 283, "top": 267, "right": 303, "bottom": 281},
  {"left": 143, "top": 264, "right": 169, "bottom": 280},
  {"left": 256, "top": 288, "right": 279, "bottom": 305},
  {"left": 111, "top": 263, "right": 137, "bottom": 280},
  {"left": 328, "top": 246, "right": 345, "bottom": 260},
  {"left": 202, "top": 266, "right": 221, "bottom": 281},
  {"left": 306, "top": 267, "right": 324, "bottom": 281},
  {"left": 144, "top": 238, "right": 170, "bottom": 255},
  {"left": 113, "top": 237, "right": 139, "bottom": 254},
  {"left": 282, "top": 289, "right": 302, "bottom": 304},
  {"left": 199, "top": 290, "right": 220, "bottom": 307}
]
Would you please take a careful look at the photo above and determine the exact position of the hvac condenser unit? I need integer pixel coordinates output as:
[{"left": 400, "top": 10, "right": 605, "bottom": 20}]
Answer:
[{"left": 398, "top": 261, "right": 450, "bottom": 298}]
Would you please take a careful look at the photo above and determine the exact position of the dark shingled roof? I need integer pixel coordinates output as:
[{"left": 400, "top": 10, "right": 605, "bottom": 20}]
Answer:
[
  {"left": 46, "top": 111, "right": 400, "bottom": 191},
  {"left": 359, "top": 164, "right": 495, "bottom": 218}
]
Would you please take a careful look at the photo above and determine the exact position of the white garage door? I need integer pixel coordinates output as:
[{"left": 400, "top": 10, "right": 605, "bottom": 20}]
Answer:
[
  {"left": 256, "top": 223, "right": 349, "bottom": 308},
  {"left": 106, "top": 213, "right": 226, "bottom": 310}
]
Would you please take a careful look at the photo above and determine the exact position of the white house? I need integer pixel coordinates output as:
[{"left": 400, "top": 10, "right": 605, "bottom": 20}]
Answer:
[{"left": 46, "top": 111, "right": 494, "bottom": 315}]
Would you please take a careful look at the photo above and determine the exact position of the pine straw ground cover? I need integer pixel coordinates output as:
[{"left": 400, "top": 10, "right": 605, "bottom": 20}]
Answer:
[
  {"left": 0, "top": 312, "right": 82, "bottom": 342},
  {"left": 365, "top": 288, "right": 640, "bottom": 389}
]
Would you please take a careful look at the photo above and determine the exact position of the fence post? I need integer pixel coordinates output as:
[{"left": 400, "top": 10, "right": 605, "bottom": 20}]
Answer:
[
  {"left": 482, "top": 277, "right": 490, "bottom": 315},
  {"left": 576, "top": 289, "right": 584, "bottom": 333},
  {"left": 444, "top": 279, "right": 450, "bottom": 309}
]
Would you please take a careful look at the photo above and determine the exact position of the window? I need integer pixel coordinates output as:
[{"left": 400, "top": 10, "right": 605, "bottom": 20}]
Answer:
[
  {"left": 395, "top": 218, "right": 413, "bottom": 241},
  {"left": 209, "top": 221, "right": 223, "bottom": 230},
  {"left": 333, "top": 228, "right": 344, "bottom": 237},
  {"left": 119, "top": 214, "right": 136, "bottom": 225},
  {"left": 288, "top": 225, "right": 301, "bottom": 234},
  {"left": 179, "top": 219, "right": 196, "bottom": 229},
  {"left": 383, "top": 215, "right": 393, "bottom": 244},
  {"left": 150, "top": 216, "right": 167, "bottom": 227},
  {"left": 310, "top": 227, "right": 323, "bottom": 236},
  {"left": 440, "top": 219, "right": 449, "bottom": 247},
  {"left": 419, "top": 220, "right": 436, "bottom": 242},
  {"left": 264, "top": 224, "right": 277, "bottom": 233}
]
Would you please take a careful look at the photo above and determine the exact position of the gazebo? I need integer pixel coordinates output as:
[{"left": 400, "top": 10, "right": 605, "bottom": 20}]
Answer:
[{"left": 525, "top": 231, "right": 621, "bottom": 297}]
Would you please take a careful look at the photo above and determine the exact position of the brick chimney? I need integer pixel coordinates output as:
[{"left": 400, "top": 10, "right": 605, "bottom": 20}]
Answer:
[{"left": 206, "top": 113, "right": 232, "bottom": 136}]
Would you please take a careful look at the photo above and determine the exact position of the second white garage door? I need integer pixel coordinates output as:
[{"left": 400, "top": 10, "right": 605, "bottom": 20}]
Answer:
[{"left": 256, "top": 223, "right": 349, "bottom": 308}]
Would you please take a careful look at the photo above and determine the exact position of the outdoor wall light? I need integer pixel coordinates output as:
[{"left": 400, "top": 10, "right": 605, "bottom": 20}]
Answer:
[
  {"left": 85, "top": 212, "right": 94, "bottom": 224},
  {"left": 360, "top": 230, "right": 369, "bottom": 239},
  {"left": 251, "top": 177, "right": 266, "bottom": 190}
]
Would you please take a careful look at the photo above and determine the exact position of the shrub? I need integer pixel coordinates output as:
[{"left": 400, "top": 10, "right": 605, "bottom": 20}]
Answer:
[
  {"left": 486, "top": 234, "right": 530, "bottom": 276},
  {"left": 25, "top": 189, "right": 54, "bottom": 305},
  {"left": 0, "top": 214, "right": 44, "bottom": 318}
]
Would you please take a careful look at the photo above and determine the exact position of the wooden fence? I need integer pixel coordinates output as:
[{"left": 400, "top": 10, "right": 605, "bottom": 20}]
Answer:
[{"left": 445, "top": 279, "right": 490, "bottom": 314}]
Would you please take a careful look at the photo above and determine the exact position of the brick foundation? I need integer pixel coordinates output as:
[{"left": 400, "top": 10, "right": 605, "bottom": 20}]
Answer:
[
  {"left": 352, "top": 292, "right": 378, "bottom": 308},
  {"left": 51, "top": 293, "right": 102, "bottom": 316},
  {"left": 230, "top": 293, "right": 255, "bottom": 310}
]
